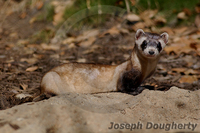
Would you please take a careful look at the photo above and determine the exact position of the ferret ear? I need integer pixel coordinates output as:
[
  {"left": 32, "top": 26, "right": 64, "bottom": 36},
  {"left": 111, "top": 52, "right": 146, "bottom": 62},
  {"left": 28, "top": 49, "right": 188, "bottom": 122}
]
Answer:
[
  {"left": 135, "top": 29, "right": 145, "bottom": 40},
  {"left": 160, "top": 32, "right": 169, "bottom": 44}
]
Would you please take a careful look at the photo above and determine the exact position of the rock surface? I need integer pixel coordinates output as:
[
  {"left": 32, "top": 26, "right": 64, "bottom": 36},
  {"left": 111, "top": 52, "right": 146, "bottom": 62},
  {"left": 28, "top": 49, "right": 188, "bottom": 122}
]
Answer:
[{"left": 0, "top": 87, "right": 199, "bottom": 133}]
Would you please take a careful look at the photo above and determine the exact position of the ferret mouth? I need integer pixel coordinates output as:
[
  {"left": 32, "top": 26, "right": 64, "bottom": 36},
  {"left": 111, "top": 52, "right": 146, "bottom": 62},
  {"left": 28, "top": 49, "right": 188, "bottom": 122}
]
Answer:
[{"left": 146, "top": 54, "right": 156, "bottom": 58}]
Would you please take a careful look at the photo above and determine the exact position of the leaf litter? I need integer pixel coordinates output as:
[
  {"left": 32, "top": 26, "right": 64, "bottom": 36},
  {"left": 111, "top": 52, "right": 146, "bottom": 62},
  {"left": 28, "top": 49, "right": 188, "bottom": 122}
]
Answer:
[{"left": 0, "top": 1, "right": 199, "bottom": 110}]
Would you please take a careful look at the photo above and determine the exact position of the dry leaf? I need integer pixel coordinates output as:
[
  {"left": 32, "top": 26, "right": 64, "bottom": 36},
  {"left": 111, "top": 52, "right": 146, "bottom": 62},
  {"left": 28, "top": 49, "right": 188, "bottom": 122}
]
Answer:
[
  {"left": 83, "top": 49, "right": 94, "bottom": 54},
  {"left": 54, "top": 4, "right": 66, "bottom": 13},
  {"left": 190, "top": 34, "right": 200, "bottom": 39},
  {"left": 0, "top": 74, "right": 7, "bottom": 81},
  {"left": 142, "top": 18, "right": 154, "bottom": 27},
  {"left": 50, "top": 54, "right": 59, "bottom": 59},
  {"left": 20, "top": 83, "right": 28, "bottom": 90},
  {"left": 0, "top": 28, "right": 3, "bottom": 34},
  {"left": 76, "top": 29, "right": 99, "bottom": 42},
  {"left": 181, "top": 55, "right": 196, "bottom": 67},
  {"left": 20, "top": 58, "right": 38, "bottom": 64},
  {"left": 173, "top": 27, "right": 188, "bottom": 35},
  {"left": 182, "top": 27, "right": 198, "bottom": 36},
  {"left": 100, "top": 26, "right": 120, "bottom": 37},
  {"left": 171, "top": 68, "right": 187, "bottom": 73},
  {"left": 179, "top": 75, "right": 198, "bottom": 83},
  {"left": 190, "top": 42, "right": 198, "bottom": 50},
  {"left": 6, "top": 9, "right": 14, "bottom": 16},
  {"left": 35, "top": 1, "right": 44, "bottom": 10},
  {"left": 26, "top": 66, "right": 38, "bottom": 72},
  {"left": 19, "top": 12, "right": 27, "bottom": 19},
  {"left": 29, "top": 17, "right": 37, "bottom": 24},
  {"left": 15, "top": 94, "right": 32, "bottom": 99},
  {"left": 165, "top": 43, "right": 195, "bottom": 55},
  {"left": 108, "top": 27, "right": 120, "bottom": 35},
  {"left": 6, "top": 59, "right": 14, "bottom": 63},
  {"left": 130, "top": 0, "right": 136, "bottom": 6},
  {"left": 78, "top": 37, "right": 96, "bottom": 47},
  {"left": 154, "top": 15, "right": 166, "bottom": 24},
  {"left": 139, "top": 10, "right": 156, "bottom": 27},
  {"left": 52, "top": 1, "right": 72, "bottom": 25},
  {"left": 9, "top": 32, "right": 18, "bottom": 39},
  {"left": 164, "top": 43, "right": 181, "bottom": 55},
  {"left": 123, "top": 54, "right": 130, "bottom": 59},
  {"left": 27, "top": 44, "right": 42, "bottom": 50},
  {"left": 98, "top": 56, "right": 105, "bottom": 60},
  {"left": 183, "top": 8, "right": 191, "bottom": 16},
  {"left": 126, "top": 14, "right": 141, "bottom": 21},
  {"left": 195, "top": 5, "right": 200, "bottom": 13},
  {"left": 118, "top": 45, "right": 133, "bottom": 50},
  {"left": 132, "top": 22, "right": 146, "bottom": 31},
  {"left": 62, "top": 37, "right": 75, "bottom": 44},
  {"left": 77, "top": 58, "right": 86, "bottom": 63},
  {"left": 0, "top": 55, "right": 6, "bottom": 59},
  {"left": 33, "top": 54, "right": 44, "bottom": 59},
  {"left": 173, "top": 37, "right": 180, "bottom": 42},
  {"left": 196, "top": 43, "right": 200, "bottom": 53},
  {"left": 140, "top": 10, "right": 158, "bottom": 19},
  {"left": 41, "top": 43, "right": 60, "bottom": 50},
  {"left": 177, "top": 12, "right": 187, "bottom": 19},
  {"left": 53, "top": 12, "right": 64, "bottom": 26},
  {"left": 184, "top": 69, "right": 200, "bottom": 75},
  {"left": 17, "top": 39, "right": 29, "bottom": 45},
  {"left": 157, "top": 64, "right": 166, "bottom": 70},
  {"left": 23, "top": 47, "right": 34, "bottom": 55},
  {"left": 195, "top": 15, "right": 200, "bottom": 28},
  {"left": 67, "top": 43, "right": 76, "bottom": 49},
  {"left": 160, "top": 27, "right": 174, "bottom": 35},
  {"left": 189, "top": 42, "right": 199, "bottom": 52},
  {"left": 119, "top": 28, "right": 129, "bottom": 34}
]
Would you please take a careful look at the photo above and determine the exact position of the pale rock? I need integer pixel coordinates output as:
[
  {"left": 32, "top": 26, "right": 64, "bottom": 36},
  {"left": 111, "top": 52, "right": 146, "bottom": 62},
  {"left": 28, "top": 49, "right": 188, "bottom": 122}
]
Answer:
[{"left": 0, "top": 87, "right": 199, "bottom": 133}]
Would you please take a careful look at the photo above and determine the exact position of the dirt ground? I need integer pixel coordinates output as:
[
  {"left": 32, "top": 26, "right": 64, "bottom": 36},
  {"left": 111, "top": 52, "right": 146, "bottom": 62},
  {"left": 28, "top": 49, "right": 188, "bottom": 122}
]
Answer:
[{"left": 0, "top": 2, "right": 200, "bottom": 110}]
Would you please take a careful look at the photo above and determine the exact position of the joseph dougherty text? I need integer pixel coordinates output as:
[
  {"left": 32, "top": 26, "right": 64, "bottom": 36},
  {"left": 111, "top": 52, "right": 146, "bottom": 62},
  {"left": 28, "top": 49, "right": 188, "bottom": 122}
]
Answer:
[{"left": 108, "top": 122, "right": 197, "bottom": 131}]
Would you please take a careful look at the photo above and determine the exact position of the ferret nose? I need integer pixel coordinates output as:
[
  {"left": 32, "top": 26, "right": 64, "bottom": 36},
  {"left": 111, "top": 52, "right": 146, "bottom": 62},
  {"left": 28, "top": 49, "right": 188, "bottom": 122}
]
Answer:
[{"left": 149, "top": 51, "right": 155, "bottom": 55}]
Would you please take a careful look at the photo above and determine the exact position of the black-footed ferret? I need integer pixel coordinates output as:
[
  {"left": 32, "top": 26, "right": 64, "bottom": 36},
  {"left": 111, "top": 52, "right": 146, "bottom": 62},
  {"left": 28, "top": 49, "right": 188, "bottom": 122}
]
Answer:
[{"left": 40, "top": 29, "right": 168, "bottom": 96}]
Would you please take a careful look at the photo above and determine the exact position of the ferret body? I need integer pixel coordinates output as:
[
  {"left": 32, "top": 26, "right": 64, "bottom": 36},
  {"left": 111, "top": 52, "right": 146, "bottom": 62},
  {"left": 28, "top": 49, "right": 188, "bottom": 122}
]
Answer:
[{"left": 40, "top": 29, "right": 168, "bottom": 95}]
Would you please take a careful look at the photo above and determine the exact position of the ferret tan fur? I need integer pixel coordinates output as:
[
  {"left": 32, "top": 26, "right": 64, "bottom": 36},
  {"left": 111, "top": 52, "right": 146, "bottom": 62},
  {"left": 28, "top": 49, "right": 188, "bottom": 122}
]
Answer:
[{"left": 40, "top": 29, "right": 168, "bottom": 95}]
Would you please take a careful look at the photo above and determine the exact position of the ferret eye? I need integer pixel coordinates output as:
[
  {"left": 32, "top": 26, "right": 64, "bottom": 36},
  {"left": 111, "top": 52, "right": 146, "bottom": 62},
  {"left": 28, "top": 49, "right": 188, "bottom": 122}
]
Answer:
[
  {"left": 141, "top": 40, "right": 147, "bottom": 50},
  {"left": 157, "top": 42, "right": 162, "bottom": 52}
]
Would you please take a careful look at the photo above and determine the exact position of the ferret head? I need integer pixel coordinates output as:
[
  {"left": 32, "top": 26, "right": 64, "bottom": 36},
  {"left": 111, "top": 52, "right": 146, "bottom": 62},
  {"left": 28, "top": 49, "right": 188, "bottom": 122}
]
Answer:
[{"left": 135, "top": 29, "right": 168, "bottom": 59}]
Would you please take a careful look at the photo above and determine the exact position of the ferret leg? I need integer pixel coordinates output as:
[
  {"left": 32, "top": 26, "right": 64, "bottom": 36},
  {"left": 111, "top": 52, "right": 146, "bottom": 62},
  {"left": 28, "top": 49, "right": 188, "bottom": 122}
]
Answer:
[
  {"left": 40, "top": 71, "right": 63, "bottom": 95},
  {"left": 128, "top": 86, "right": 145, "bottom": 95},
  {"left": 117, "top": 69, "right": 142, "bottom": 94}
]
